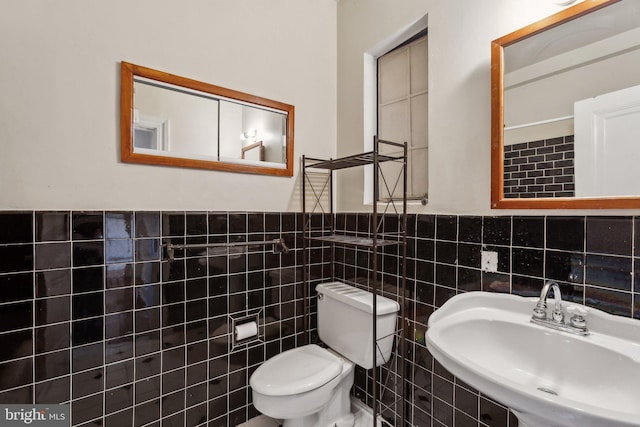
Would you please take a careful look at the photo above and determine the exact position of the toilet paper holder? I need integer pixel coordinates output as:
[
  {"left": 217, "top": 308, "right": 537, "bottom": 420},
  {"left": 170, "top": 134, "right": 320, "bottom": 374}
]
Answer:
[{"left": 230, "top": 311, "right": 264, "bottom": 349}]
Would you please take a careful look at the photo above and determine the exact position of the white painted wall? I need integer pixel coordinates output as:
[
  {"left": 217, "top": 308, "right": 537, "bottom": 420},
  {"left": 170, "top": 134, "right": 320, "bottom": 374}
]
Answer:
[
  {"left": 4, "top": 0, "right": 640, "bottom": 215},
  {"left": 336, "top": 0, "right": 640, "bottom": 215},
  {"left": 0, "top": 0, "right": 336, "bottom": 211}
]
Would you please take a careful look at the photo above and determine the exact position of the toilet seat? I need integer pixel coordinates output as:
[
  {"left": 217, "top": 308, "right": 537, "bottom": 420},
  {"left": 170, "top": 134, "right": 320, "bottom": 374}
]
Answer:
[{"left": 250, "top": 344, "right": 343, "bottom": 396}]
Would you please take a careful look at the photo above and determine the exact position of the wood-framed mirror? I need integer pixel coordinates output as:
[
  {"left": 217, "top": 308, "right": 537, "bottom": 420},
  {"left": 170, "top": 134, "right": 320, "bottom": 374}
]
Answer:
[
  {"left": 491, "top": 0, "right": 640, "bottom": 208},
  {"left": 121, "top": 62, "right": 294, "bottom": 176}
]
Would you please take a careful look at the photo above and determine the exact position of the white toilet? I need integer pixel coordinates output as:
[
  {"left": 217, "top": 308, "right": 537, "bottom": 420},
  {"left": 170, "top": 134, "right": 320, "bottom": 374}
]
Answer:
[{"left": 250, "top": 281, "right": 400, "bottom": 427}]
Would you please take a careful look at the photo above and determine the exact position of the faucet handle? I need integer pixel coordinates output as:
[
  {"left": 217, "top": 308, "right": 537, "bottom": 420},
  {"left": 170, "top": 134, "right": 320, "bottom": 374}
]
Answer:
[
  {"left": 567, "top": 305, "right": 589, "bottom": 316},
  {"left": 567, "top": 306, "right": 589, "bottom": 329},
  {"left": 532, "top": 300, "right": 547, "bottom": 320},
  {"left": 551, "top": 305, "right": 564, "bottom": 323}
]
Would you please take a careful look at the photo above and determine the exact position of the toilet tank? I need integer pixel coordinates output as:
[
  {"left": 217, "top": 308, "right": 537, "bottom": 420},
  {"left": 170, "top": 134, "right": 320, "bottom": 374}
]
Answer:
[{"left": 316, "top": 281, "right": 400, "bottom": 369}]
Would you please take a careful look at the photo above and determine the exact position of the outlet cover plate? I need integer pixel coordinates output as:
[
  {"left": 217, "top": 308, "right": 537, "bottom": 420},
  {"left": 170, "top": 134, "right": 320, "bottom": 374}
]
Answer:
[{"left": 481, "top": 250, "right": 498, "bottom": 272}]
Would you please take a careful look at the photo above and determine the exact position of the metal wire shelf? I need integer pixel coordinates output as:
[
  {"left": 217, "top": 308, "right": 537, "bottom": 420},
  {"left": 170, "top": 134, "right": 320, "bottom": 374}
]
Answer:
[
  {"left": 304, "top": 139, "right": 406, "bottom": 171},
  {"left": 305, "top": 152, "right": 404, "bottom": 171},
  {"left": 307, "top": 234, "right": 402, "bottom": 248},
  {"left": 301, "top": 136, "right": 408, "bottom": 426}
]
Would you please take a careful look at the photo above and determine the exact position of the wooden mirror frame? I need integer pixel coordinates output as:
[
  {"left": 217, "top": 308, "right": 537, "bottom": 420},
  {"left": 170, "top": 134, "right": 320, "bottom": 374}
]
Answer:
[
  {"left": 490, "top": 0, "right": 640, "bottom": 209},
  {"left": 121, "top": 62, "right": 294, "bottom": 176}
]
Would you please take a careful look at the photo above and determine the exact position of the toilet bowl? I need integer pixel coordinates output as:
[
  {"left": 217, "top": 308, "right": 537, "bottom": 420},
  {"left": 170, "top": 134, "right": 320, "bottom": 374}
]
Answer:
[
  {"left": 250, "top": 282, "right": 400, "bottom": 427},
  {"left": 250, "top": 344, "right": 355, "bottom": 427}
]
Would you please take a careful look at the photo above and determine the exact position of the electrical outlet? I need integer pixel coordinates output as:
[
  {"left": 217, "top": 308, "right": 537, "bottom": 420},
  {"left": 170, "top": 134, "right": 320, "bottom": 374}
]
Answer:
[{"left": 481, "top": 250, "right": 498, "bottom": 272}]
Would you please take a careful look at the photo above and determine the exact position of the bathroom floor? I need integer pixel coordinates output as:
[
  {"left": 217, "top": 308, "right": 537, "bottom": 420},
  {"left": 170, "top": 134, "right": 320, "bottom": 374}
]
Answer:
[
  {"left": 238, "top": 398, "right": 382, "bottom": 427},
  {"left": 237, "top": 415, "right": 281, "bottom": 427}
]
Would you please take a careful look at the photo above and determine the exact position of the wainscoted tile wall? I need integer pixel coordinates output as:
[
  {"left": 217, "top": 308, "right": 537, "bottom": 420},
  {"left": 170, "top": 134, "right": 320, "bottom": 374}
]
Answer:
[
  {"left": 334, "top": 213, "right": 640, "bottom": 427},
  {"left": 504, "top": 136, "right": 575, "bottom": 199},
  {"left": 0, "top": 211, "right": 315, "bottom": 427},
  {"left": 2, "top": 211, "right": 639, "bottom": 427}
]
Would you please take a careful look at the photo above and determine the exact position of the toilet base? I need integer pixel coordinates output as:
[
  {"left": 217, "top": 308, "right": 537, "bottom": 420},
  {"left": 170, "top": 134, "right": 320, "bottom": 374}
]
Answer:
[
  {"left": 281, "top": 366, "right": 355, "bottom": 427},
  {"left": 251, "top": 345, "right": 357, "bottom": 427},
  {"left": 283, "top": 413, "right": 354, "bottom": 427},
  {"left": 259, "top": 360, "right": 354, "bottom": 427}
]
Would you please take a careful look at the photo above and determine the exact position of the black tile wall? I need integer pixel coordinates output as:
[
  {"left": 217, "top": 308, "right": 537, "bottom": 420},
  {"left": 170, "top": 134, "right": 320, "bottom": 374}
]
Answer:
[
  {"left": 504, "top": 136, "right": 575, "bottom": 198},
  {"left": 334, "top": 213, "right": 640, "bottom": 427},
  {"left": 0, "top": 211, "right": 310, "bottom": 427},
  {"left": 3, "top": 211, "right": 640, "bottom": 427}
]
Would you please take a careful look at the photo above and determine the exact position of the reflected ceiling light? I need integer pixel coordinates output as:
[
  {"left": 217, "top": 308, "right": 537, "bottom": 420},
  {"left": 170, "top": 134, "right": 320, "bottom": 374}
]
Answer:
[
  {"left": 553, "top": 0, "right": 578, "bottom": 5},
  {"left": 240, "top": 129, "right": 258, "bottom": 142}
]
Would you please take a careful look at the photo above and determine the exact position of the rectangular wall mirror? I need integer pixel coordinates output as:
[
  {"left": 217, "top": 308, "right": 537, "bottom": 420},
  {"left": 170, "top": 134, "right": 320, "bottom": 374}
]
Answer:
[
  {"left": 491, "top": 0, "right": 640, "bottom": 208},
  {"left": 121, "top": 62, "right": 294, "bottom": 176}
]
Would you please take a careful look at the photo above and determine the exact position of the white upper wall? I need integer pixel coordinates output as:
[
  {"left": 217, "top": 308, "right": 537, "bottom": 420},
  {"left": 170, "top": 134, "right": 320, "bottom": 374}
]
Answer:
[
  {"left": 0, "top": 0, "right": 336, "bottom": 211},
  {"left": 336, "top": 0, "right": 640, "bottom": 215},
  {"left": 5, "top": 0, "right": 638, "bottom": 215}
]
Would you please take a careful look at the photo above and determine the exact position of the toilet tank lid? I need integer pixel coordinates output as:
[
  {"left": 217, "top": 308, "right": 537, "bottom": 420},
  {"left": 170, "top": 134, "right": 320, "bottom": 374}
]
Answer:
[
  {"left": 316, "top": 282, "right": 400, "bottom": 315},
  {"left": 249, "top": 344, "right": 343, "bottom": 396}
]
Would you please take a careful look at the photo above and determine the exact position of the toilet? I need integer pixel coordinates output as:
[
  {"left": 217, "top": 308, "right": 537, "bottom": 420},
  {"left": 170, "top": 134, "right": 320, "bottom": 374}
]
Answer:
[{"left": 250, "top": 281, "right": 400, "bottom": 427}]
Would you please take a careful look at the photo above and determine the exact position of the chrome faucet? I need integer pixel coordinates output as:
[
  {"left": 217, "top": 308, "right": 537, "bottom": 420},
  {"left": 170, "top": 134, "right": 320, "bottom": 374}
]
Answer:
[
  {"left": 530, "top": 281, "right": 589, "bottom": 335},
  {"left": 533, "top": 281, "right": 564, "bottom": 322}
]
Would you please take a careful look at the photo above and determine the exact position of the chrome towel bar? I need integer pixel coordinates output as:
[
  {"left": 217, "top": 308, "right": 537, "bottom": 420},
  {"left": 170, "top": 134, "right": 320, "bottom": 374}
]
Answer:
[{"left": 163, "top": 238, "right": 289, "bottom": 261}]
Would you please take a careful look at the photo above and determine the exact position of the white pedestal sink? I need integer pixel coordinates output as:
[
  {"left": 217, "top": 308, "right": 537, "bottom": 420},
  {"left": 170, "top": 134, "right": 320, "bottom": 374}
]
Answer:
[{"left": 425, "top": 292, "right": 640, "bottom": 427}]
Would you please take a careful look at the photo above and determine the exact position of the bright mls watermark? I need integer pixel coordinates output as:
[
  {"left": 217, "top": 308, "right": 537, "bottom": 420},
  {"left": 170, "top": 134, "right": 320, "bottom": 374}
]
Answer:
[{"left": 0, "top": 406, "right": 69, "bottom": 426}]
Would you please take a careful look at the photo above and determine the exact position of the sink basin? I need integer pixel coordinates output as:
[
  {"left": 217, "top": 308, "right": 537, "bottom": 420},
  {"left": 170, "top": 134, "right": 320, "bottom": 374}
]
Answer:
[{"left": 425, "top": 291, "right": 640, "bottom": 427}]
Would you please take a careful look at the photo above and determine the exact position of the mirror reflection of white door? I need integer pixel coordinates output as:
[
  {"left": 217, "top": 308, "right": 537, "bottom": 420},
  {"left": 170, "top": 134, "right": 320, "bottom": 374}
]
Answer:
[
  {"left": 133, "top": 109, "right": 169, "bottom": 151},
  {"left": 575, "top": 84, "right": 640, "bottom": 197}
]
